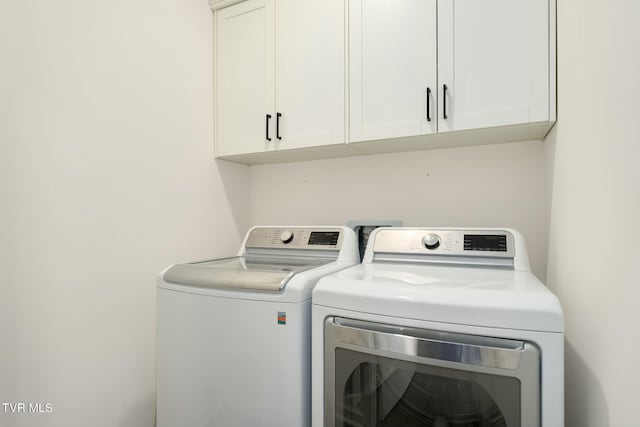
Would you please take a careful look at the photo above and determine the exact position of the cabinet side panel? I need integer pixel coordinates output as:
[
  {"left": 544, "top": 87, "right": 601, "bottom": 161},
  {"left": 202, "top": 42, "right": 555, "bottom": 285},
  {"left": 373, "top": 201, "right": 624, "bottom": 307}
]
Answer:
[{"left": 349, "top": 0, "right": 363, "bottom": 142}]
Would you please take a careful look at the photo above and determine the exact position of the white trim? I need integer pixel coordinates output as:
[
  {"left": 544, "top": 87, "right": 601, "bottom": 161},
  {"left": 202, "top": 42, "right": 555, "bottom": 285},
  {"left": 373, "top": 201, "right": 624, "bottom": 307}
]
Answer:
[{"left": 208, "top": 0, "right": 246, "bottom": 11}]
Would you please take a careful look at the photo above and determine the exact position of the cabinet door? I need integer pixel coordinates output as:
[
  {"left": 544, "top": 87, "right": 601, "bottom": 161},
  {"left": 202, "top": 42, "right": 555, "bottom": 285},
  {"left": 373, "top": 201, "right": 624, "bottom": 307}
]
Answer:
[
  {"left": 216, "top": 0, "right": 275, "bottom": 156},
  {"left": 438, "top": 0, "right": 549, "bottom": 133},
  {"left": 350, "top": 0, "right": 438, "bottom": 143},
  {"left": 274, "top": 0, "right": 345, "bottom": 150}
]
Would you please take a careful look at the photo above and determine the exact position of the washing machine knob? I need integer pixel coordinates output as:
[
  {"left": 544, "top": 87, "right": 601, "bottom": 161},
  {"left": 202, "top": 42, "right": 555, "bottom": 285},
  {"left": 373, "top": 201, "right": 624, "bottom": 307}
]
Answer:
[
  {"left": 422, "top": 233, "right": 441, "bottom": 250},
  {"left": 279, "top": 230, "right": 294, "bottom": 244}
]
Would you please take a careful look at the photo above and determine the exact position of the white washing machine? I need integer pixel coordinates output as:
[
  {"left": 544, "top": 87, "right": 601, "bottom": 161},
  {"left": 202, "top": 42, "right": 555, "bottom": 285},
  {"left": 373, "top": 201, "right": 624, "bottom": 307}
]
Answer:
[
  {"left": 312, "top": 227, "right": 564, "bottom": 427},
  {"left": 157, "top": 226, "right": 358, "bottom": 427}
]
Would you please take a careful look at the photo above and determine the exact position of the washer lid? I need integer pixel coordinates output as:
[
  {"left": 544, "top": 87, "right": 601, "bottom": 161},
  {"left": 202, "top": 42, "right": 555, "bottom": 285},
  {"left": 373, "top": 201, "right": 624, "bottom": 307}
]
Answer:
[{"left": 163, "top": 256, "right": 330, "bottom": 292}]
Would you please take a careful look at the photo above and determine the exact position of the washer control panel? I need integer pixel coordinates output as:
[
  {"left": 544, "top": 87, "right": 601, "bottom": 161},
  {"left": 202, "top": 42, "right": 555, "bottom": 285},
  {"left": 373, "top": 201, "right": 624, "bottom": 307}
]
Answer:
[
  {"left": 373, "top": 229, "right": 515, "bottom": 258},
  {"left": 246, "top": 228, "right": 343, "bottom": 250}
]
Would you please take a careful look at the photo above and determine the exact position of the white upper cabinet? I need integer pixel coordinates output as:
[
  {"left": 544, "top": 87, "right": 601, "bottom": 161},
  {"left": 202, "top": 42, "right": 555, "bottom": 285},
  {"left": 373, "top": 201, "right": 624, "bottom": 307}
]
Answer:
[
  {"left": 349, "top": 0, "right": 437, "bottom": 143},
  {"left": 214, "top": 0, "right": 345, "bottom": 158},
  {"left": 437, "top": 0, "right": 550, "bottom": 133},
  {"left": 215, "top": 0, "right": 274, "bottom": 157},
  {"left": 274, "top": 0, "right": 345, "bottom": 150},
  {"left": 212, "top": 0, "right": 555, "bottom": 164},
  {"left": 349, "top": 0, "right": 554, "bottom": 147}
]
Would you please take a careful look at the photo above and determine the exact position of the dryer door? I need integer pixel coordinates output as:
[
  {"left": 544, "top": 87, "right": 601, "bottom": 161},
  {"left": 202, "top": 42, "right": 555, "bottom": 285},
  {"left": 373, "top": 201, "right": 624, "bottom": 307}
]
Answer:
[{"left": 325, "top": 317, "right": 540, "bottom": 427}]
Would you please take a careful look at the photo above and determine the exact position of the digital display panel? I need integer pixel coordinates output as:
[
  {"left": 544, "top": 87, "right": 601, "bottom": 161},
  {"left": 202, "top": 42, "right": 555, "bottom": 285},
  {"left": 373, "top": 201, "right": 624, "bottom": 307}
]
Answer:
[
  {"left": 464, "top": 235, "right": 507, "bottom": 252},
  {"left": 308, "top": 231, "right": 340, "bottom": 246}
]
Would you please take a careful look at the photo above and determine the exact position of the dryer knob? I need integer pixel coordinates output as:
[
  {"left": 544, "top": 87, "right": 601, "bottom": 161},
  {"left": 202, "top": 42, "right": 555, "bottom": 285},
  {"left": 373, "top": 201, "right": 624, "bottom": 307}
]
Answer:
[
  {"left": 422, "top": 233, "right": 441, "bottom": 250},
  {"left": 280, "top": 230, "right": 294, "bottom": 244}
]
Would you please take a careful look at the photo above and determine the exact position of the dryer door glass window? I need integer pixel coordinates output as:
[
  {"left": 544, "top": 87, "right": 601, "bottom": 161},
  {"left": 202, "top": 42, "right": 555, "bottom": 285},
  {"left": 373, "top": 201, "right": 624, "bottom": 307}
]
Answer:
[
  {"left": 326, "top": 318, "right": 540, "bottom": 427},
  {"left": 336, "top": 349, "right": 519, "bottom": 426}
]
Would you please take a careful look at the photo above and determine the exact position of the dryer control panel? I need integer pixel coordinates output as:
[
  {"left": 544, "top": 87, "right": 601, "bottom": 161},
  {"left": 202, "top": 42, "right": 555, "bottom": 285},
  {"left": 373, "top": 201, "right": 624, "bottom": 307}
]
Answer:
[
  {"left": 245, "top": 227, "right": 344, "bottom": 251},
  {"left": 372, "top": 228, "right": 516, "bottom": 261}
]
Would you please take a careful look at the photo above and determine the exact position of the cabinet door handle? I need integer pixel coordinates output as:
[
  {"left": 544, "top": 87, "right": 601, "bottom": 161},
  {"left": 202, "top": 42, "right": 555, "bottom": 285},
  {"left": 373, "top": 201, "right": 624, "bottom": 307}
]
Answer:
[
  {"left": 443, "top": 84, "right": 448, "bottom": 120},
  {"left": 426, "top": 87, "right": 432, "bottom": 122},
  {"left": 276, "top": 112, "right": 282, "bottom": 140},
  {"left": 266, "top": 114, "right": 272, "bottom": 141}
]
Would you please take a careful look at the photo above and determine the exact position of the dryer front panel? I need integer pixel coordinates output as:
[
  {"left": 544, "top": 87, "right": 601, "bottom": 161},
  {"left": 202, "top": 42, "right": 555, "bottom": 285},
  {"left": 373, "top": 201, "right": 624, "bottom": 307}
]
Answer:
[{"left": 324, "top": 317, "right": 540, "bottom": 427}]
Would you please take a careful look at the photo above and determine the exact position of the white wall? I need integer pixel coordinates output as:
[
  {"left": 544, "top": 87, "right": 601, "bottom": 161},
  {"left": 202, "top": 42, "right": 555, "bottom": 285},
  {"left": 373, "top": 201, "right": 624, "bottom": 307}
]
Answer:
[
  {"left": 546, "top": 1, "right": 640, "bottom": 426},
  {"left": 0, "top": 1, "right": 249, "bottom": 426},
  {"left": 250, "top": 140, "right": 551, "bottom": 279}
]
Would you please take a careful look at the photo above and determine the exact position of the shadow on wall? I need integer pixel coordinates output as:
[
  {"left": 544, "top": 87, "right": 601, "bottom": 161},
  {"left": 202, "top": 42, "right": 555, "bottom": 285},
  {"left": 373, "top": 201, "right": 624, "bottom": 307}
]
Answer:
[
  {"left": 118, "top": 392, "right": 156, "bottom": 427},
  {"left": 215, "top": 159, "right": 250, "bottom": 238},
  {"left": 543, "top": 125, "right": 557, "bottom": 235},
  {"left": 565, "top": 339, "right": 610, "bottom": 427}
]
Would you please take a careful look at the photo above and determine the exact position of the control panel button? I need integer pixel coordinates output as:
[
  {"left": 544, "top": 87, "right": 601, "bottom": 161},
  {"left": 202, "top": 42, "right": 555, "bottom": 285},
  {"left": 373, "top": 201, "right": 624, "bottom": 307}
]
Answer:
[
  {"left": 422, "top": 233, "right": 441, "bottom": 250},
  {"left": 280, "top": 230, "right": 294, "bottom": 244}
]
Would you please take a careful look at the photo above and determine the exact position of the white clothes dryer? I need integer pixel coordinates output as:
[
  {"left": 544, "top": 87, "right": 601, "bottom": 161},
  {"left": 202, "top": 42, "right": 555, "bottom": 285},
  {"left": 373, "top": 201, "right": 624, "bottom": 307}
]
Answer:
[
  {"left": 157, "top": 226, "right": 358, "bottom": 427},
  {"left": 312, "top": 227, "right": 564, "bottom": 427}
]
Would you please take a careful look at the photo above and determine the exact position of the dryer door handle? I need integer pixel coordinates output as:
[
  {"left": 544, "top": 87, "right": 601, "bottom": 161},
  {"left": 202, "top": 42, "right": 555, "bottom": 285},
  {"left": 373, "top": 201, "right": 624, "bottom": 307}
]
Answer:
[{"left": 328, "top": 317, "right": 534, "bottom": 370}]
